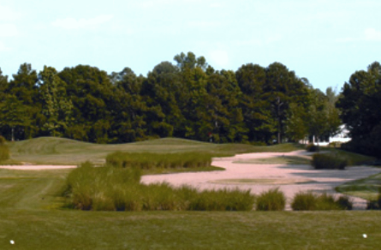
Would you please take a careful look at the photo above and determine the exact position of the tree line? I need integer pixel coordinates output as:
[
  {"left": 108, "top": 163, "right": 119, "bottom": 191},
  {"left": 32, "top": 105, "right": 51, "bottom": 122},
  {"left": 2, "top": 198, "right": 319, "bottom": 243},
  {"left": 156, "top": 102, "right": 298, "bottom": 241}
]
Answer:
[
  {"left": 336, "top": 62, "right": 381, "bottom": 157},
  {"left": 0, "top": 52, "right": 341, "bottom": 144}
]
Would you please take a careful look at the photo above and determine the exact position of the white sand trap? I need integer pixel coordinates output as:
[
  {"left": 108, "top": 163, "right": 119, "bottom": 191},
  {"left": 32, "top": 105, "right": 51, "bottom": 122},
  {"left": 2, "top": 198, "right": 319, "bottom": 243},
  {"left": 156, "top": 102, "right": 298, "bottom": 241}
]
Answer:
[{"left": 142, "top": 150, "right": 381, "bottom": 210}]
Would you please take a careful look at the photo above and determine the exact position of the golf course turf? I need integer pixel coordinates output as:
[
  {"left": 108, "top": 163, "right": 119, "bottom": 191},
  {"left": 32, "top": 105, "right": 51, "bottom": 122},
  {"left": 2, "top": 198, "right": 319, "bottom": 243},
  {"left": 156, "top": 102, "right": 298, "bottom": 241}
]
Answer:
[{"left": 1, "top": 137, "right": 380, "bottom": 249}]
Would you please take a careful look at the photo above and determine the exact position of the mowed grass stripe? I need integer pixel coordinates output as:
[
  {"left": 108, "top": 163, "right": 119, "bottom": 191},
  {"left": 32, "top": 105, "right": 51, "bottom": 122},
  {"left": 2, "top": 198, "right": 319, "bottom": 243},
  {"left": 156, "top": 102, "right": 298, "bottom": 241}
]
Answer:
[{"left": 0, "top": 210, "right": 381, "bottom": 249}]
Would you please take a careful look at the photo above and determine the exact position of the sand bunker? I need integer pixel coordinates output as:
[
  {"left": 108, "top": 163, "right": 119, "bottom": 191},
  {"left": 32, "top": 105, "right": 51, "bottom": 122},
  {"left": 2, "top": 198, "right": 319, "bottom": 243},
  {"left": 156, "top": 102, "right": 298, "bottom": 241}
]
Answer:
[{"left": 142, "top": 150, "right": 381, "bottom": 210}]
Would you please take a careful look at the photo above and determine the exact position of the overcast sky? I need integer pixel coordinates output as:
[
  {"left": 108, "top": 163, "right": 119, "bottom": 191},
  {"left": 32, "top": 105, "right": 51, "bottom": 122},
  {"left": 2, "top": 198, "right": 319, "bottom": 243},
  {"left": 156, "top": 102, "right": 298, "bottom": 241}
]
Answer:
[{"left": 1, "top": 0, "right": 380, "bottom": 91}]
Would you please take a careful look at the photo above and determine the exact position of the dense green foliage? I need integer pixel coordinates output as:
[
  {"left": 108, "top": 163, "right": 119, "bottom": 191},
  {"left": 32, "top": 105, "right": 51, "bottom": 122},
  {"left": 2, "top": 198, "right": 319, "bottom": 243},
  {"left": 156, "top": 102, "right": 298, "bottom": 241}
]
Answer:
[
  {"left": 64, "top": 162, "right": 255, "bottom": 211},
  {"left": 0, "top": 135, "right": 9, "bottom": 162},
  {"left": 291, "top": 192, "right": 352, "bottom": 210},
  {"left": 255, "top": 188, "right": 286, "bottom": 211},
  {"left": 337, "top": 62, "right": 381, "bottom": 157},
  {"left": 106, "top": 151, "right": 213, "bottom": 169},
  {"left": 0, "top": 52, "right": 341, "bottom": 144},
  {"left": 311, "top": 153, "right": 348, "bottom": 170}
]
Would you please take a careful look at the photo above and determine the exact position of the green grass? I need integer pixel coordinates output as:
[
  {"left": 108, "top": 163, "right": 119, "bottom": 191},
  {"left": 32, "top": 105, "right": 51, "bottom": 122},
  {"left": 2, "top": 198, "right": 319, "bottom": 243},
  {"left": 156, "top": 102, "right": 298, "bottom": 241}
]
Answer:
[
  {"left": 1, "top": 209, "right": 381, "bottom": 249},
  {"left": 211, "top": 178, "right": 315, "bottom": 185},
  {"left": 2, "top": 138, "right": 381, "bottom": 248},
  {"left": 336, "top": 173, "right": 381, "bottom": 200},
  {"left": 1, "top": 159, "right": 381, "bottom": 248},
  {"left": 234, "top": 156, "right": 311, "bottom": 165},
  {"left": 6, "top": 137, "right": 303, "bottom": 165}
]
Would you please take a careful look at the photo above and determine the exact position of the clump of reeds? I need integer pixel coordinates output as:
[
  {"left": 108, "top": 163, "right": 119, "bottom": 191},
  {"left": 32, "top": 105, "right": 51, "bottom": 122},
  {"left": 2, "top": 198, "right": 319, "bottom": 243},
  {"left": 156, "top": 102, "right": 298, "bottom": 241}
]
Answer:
[
  {"left": 291, "top": 191, "right": 352, "bottom": 210},
  {"left": 256, "top": 188, "right": 286, "bottom": 211},
  {"left": 63, "top": 162, "right": 255, "bottom": 211},
  {"left": 106, "top": 152, "right": 213, "bottom": 169}
]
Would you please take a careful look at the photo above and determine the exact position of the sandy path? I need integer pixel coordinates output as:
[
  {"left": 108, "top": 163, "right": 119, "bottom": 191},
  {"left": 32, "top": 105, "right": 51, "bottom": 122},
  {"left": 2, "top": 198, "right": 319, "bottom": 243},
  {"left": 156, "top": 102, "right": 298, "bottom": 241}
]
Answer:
[{"left": 142, "top": 150, "right": 381, "bottom": 210}]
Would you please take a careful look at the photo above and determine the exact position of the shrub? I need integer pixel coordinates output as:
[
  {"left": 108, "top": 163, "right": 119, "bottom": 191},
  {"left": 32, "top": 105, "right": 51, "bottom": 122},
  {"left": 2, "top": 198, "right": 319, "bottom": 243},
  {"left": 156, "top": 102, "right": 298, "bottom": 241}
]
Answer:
[
  {"left": 306, "top": 144, "right": 319, "bottom": 152},
  {"left": 291, "top": 191, "right": 352, "bottom": 211},
  {"left": 311, "top": 153, "right": 348, "bottom": 170},
  {"left": 256, "top": 188, "right": 286, "bottom": 211},
  {"left": 0, "top": 135, "right": 10, "bottom": 162},
  {"left": 106, "top": 152, "right": 213, "bottom": 170}
]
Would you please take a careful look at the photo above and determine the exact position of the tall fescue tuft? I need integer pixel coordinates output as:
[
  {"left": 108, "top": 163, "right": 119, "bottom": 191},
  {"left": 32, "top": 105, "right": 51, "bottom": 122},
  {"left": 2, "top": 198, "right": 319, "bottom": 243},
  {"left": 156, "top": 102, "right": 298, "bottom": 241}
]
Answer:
[
  {"left": 63, "top": 162, "right": 255, "bottom": 211},
  {"left": 256, "top": 188, "right": 286, "bottom": 211},
  {"left": 0, "top": 135, "right": 10, "bottom": 162},
  {"left": 291, "top": 191, "right": 352, "bottom": 210},
  {"left": 106, "top": 152, "right": 213, "bottom": 169},
  {"left": 311, "top": 153, "right": 348, "bottom": 170}
]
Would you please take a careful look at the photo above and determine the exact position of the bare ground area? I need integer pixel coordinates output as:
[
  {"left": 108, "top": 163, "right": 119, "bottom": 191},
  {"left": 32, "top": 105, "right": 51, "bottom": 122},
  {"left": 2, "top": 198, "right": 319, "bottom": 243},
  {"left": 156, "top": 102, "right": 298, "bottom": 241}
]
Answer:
[{"left": 141, "top": 150, "right": 381, "bottom": 210}]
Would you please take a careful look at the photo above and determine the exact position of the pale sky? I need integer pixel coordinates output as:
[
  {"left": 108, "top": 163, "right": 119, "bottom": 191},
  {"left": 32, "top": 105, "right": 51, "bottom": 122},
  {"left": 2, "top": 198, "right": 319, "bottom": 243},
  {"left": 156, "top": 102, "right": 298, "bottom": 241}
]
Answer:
[{"left": 1, "top": 0, "right": 380, "bottom": 91}]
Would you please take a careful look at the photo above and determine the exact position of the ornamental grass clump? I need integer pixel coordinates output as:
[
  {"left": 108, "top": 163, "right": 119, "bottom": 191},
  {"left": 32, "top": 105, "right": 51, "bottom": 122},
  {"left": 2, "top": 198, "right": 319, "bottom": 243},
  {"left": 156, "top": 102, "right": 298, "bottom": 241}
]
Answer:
[
  {"left": 188, "top": 188, "right": 255, "bottom": 211},
  {"left": 311, "top": 153, "right": 348, "bottom": 170},
  {"left": 291, "top": 191, "right": 352, "bottom": 211},
  {"left": 63, "top": 161, "right": 255, "bottom": 211},
  {"left": 106, "top": 152, "right": 213, "bottom": 169},
  {"left": 256, "top": 188, "right": 286, "bottom": 211}
]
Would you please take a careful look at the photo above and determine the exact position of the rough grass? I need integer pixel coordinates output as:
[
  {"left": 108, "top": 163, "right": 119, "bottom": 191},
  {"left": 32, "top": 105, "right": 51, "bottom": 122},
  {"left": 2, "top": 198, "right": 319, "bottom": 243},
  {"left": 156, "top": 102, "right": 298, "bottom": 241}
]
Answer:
[{"left": 336, "top": 173, "right": 381, "bottom": 200}]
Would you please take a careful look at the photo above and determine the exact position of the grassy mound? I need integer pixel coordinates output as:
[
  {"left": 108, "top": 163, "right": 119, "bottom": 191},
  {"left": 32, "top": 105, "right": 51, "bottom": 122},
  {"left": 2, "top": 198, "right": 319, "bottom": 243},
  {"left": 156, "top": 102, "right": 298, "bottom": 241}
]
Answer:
[{"left": 7, "top": 136, "right": 304, "bottom": 165}]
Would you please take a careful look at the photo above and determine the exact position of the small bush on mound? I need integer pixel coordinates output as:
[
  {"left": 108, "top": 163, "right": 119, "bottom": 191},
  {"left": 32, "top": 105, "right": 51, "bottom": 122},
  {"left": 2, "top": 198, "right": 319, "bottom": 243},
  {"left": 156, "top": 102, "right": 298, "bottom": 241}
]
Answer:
[
  {"left": 256, "top": 188, "right": 286, "bottom": 211},
  {"left": 311, "top": 153, "right": 348, "bottom": 170},
  {"left": 291, "top": 192, "right": 352, "bottom": 210},
  {"left": 63, "top": 162, "right": 255, "bottom": 211},
  {"left": 106, "top": 152, "right": 213, "bottom": 169},
  {"left": 306, "top": 144, "right": 319, "bottom": 152},
  {"left": 0, "top": 135, "right": 10, "bottom": 162}
]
